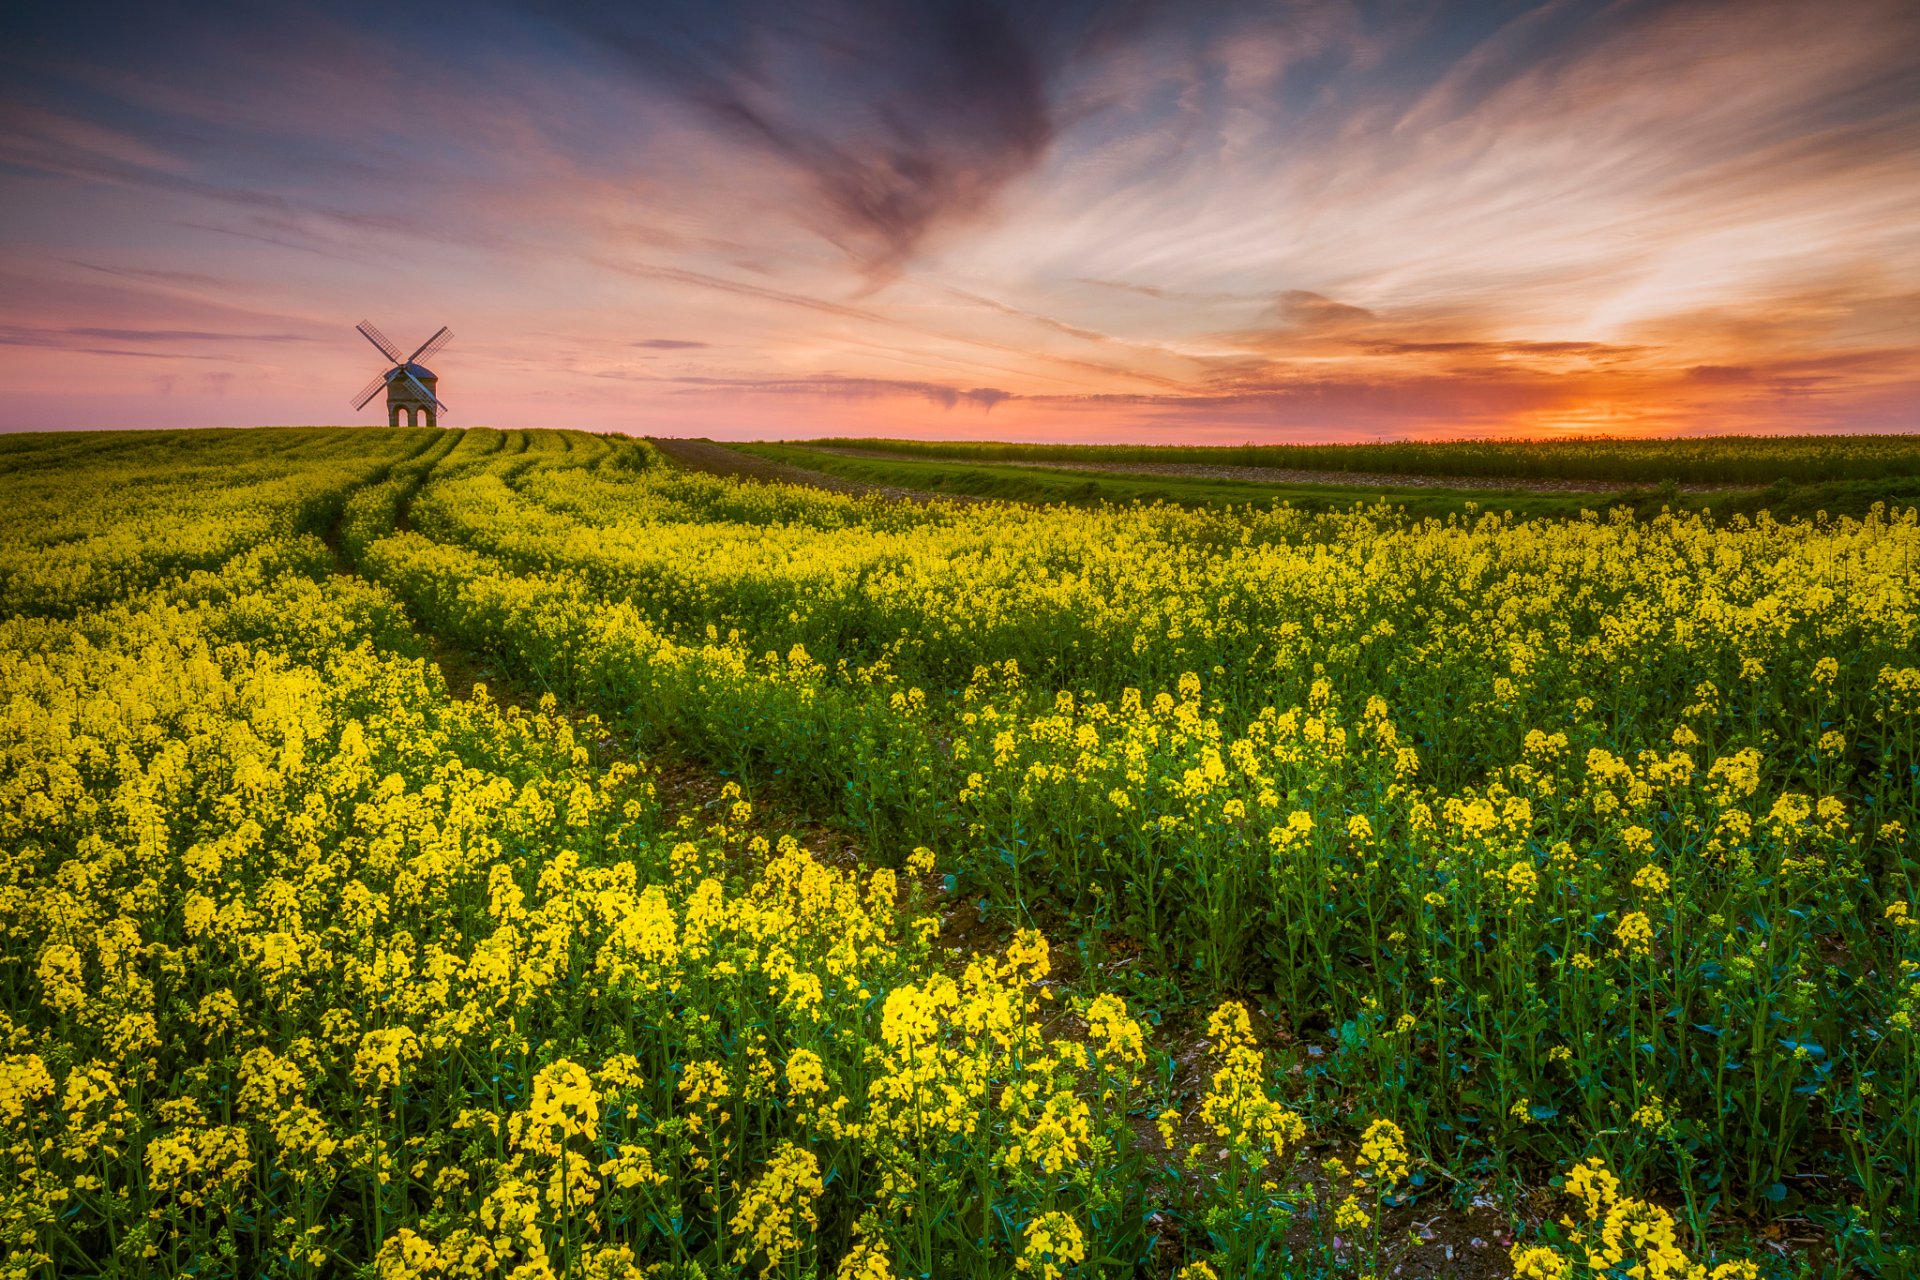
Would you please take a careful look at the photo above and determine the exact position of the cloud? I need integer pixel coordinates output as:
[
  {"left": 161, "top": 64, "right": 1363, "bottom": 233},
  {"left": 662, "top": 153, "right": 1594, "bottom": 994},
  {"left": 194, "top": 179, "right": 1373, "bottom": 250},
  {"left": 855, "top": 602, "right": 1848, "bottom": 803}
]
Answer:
[
  {"left": 66, "top": 327, "right": 314, "bottom": 343},
  {"left": 671, "top": 372, "right": 1014, "bottom": 409},
  {"left": 1272, "top": 290, "right": 1377, "bottom": 330},
  {"left": 631, "top": 338, "right": 709, "bottom": 349},
  {"left": 934, "top": 284, "right": 1117, "bottom": 344},
  {"left": 0, "top": 324, "right": 237, "bottom": 361},
  {"left": 61, "top": 260, "right": 231, "bottom": 289},
  {"left": 1686, "top": 364, "right": 1757, "bottom": 383},
  {"left": 1072, "top": 278, "right": 1255, "bottom": 305},
  {"left": 559, "top": 0, "right": 1194, "bottom": 272},
  {"left": 1360, "top": 339, "right": 1643, "bottom": 360},
  {"left": 0, "top": 323, "right": 310, "bottom": 349}
]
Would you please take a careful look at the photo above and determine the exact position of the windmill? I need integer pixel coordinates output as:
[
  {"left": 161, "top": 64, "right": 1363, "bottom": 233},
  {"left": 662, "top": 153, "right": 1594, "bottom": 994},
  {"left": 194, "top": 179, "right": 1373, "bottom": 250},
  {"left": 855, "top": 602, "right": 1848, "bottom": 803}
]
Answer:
[{"left": 352, "top": 321, "right": 453, "bottom": 427}]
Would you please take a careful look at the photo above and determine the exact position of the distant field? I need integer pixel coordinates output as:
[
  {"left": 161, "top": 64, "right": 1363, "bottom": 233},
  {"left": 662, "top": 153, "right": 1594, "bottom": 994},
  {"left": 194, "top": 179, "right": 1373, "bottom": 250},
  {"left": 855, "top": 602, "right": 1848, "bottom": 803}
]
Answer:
[
  {"left": 734, "top": 441, "right": 1617, "bottom": 518},
  {"left": 809, "top": 432, "right": 1920, "bottom": 486},
  {"left": 740, "top": 439, "right": 1920, "bottom": 520}
]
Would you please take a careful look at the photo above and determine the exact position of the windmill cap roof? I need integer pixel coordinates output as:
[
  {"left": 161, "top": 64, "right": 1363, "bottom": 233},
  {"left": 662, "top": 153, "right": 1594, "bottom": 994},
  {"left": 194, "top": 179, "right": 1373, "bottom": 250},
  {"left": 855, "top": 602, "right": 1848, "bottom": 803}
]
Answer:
[{"left": 387, "top": 363, "right": 437, "bottom": 379}]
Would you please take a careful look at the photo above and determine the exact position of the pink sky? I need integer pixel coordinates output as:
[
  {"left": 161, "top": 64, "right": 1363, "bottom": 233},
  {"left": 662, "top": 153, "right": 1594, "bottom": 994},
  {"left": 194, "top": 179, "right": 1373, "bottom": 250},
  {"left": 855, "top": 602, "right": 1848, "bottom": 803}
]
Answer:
[{"left": 2, "top": 0, "right": 1916, "bottom": 441}]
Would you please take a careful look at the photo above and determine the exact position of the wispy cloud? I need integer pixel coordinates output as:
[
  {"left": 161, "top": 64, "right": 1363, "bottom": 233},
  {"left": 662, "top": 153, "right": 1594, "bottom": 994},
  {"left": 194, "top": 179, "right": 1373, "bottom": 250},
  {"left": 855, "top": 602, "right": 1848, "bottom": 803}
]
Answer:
[
  {"left": 0, "top": 322, "right": 309, "bottom": 354},
  {"left": 671, "top": 373, "right": 1013, "bottom": 410}
]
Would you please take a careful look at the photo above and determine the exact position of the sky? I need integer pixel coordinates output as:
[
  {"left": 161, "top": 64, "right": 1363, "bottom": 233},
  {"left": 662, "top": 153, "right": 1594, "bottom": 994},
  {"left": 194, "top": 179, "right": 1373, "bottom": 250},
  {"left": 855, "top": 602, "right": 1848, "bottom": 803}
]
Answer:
[{"left": 1, "top": 0, "right": 1917, "bottom": 442}]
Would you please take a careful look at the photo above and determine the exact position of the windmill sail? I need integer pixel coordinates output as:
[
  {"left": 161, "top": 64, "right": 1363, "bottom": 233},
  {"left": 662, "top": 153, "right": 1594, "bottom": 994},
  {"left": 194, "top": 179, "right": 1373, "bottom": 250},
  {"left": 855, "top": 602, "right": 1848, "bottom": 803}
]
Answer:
[
  {"left": 351, "top": 371, "right": 389, "bottom": 410},
  {"left": 406, "top": 326, "right": 452, "bottom": 365},
  {"left": 356, "top": 320, "right": 403, "bottom": 364}
]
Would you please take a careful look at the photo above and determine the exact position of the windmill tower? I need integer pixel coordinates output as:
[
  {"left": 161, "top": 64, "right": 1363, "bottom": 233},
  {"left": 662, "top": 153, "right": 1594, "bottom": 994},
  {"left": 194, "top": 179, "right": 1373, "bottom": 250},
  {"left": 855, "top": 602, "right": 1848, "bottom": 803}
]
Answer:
[{"left": 352, "top": 321, "right": 453, "bottom": 426}]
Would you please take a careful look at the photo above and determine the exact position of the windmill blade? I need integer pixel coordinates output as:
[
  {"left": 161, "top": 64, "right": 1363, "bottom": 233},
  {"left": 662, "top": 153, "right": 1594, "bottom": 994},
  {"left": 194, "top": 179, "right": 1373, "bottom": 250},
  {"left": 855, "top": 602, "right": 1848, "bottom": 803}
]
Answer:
[
  {"left": 401, "top": 369, "right": 446, "bottom": 414},
  {"left": 356, "top": 320, "right": 403, "bottom": 364},
  {"left": 406, "top": 326, "right": 452, "bottom": 365},
  {"left": 351, "top": 371, "right": 389, "bottom": 410}
]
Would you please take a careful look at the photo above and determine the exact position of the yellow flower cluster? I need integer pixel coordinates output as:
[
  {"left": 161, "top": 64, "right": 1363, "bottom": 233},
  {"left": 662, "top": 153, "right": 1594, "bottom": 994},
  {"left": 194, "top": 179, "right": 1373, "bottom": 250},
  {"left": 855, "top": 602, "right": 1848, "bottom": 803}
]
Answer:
[
  {"left": 1511, "top": 1158, "right": 1764, "bottom": 1280},
  {"left": 729, "top": 1142, "right": 823, "bottom": 1274},
  {"left": 1354, "top": 1118, "right": 1409, "bottom": 1189},
  {"left": 1191, "top": 1002, "right": 1307, "bottom": 1163},
  {"left": 1016, "top": 1211, "right": 1086, "bottom": 1280}
]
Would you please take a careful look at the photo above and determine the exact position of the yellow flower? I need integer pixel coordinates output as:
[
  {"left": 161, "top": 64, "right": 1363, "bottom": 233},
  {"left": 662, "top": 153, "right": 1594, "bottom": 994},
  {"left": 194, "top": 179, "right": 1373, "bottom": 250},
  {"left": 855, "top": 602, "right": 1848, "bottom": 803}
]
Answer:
[
  {"left": 1008, "top": 1090, "right": 1091, "bottom": 1175},
  {"left": 374, "top": 1228, "right": 441, "bottom": 1280},
  {"left": 1508, "top": 1243, "right": 1571, "bottom": 1280},
  {"left": 352, "top": 1027, "right": 421, "bottom": 1092},
  {"left": 1355, "top": 1118, "right": 1409, "bottom": 1188},
  {"left": 1614, "top": 911, "right": 1656, "bottom": 957},
  {"left": 837, "top": 1239, "right": 899, "bottom": 1280},
  {"left": 1334, "top": 1193, "right": 1370, "bottom": 1233},
  {"left": 680, "top": 1059, "right": 731, "bottom": 1106},
  {"left": 1084, "top": 993, "right": 1147, "bottom": 1068},
  {"left": 521, "top": 1059, "right": 601, "bottom": 1151},
  {"left": 0, "top": 1055, "right": 55, "bottom": 1125},
  {"left": 146, "top": 1123, "right": 254, "bottom": 1207},
  {"left": 35, "top": 945, "right": 86, "bottom": 1017},
  {"left": 1504, "top": 860, "right": 1539, "bottom": 900},
  {"left": 1550, "top": 1156, "right": 1757, "bottom": 1280},
  {"left": 1017, "top": 1211, "right": 1085, "bottom": 1280},
  {"left": 730, "top": 1142, "right": 824, "bottom": 1274},
  {"left": 1197, "top": 1002, "right": 1306, "bottom": 1162},
  {"left": 785, "top": 1049, "right": 828, "bottom": 1099}
]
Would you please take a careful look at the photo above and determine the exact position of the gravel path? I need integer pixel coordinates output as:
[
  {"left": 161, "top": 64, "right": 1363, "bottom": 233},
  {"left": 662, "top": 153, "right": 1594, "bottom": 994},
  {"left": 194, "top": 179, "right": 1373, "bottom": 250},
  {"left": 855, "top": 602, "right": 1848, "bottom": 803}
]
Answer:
[
  {"left": 807, "top": 446, "right": 1733, "bottom": 495},
  {"left": 647, "top": 438, "right": 984, "bottom": 504}
]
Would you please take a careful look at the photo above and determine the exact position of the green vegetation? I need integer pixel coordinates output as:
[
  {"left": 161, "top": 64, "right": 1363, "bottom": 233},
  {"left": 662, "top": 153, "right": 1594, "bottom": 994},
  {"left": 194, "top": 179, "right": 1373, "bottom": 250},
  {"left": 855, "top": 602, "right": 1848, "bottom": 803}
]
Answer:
[
  {"left": 738, "top": 440, "right": 1920, "bottom": 521},
  {"left": 808, "top": 432, "right": 1920, "bottom": 486},
  {"left": 735, "top": 442, "right": 1625, "bottom": 518}
]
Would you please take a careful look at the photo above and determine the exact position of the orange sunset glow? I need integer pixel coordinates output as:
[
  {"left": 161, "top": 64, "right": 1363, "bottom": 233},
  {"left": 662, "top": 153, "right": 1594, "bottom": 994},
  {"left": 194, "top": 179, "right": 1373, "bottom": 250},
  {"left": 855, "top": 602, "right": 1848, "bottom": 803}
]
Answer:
[{"left": 2, "top": 0, "right": 1917, "bottom": 440}]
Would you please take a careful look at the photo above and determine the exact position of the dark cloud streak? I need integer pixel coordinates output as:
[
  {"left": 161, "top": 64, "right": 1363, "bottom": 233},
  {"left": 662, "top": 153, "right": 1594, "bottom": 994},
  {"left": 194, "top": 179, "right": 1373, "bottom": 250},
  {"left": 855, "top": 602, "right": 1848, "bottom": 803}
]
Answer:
[
  {"left": 671, "top": 372, "right": 1013, "bottom": 409},
  {"left": 557, "top": 0, "right": 1195, "bottom": 273},
  {"left": 0, "top": 323, "right": 310, "bottom": 350}
]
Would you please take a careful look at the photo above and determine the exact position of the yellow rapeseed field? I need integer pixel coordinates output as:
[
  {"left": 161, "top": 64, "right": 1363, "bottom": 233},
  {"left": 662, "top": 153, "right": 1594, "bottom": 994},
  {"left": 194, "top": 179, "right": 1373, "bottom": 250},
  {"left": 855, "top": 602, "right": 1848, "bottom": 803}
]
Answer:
[{"left": 2, "top": 426, "right": 1913, "bottom": 1278}]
